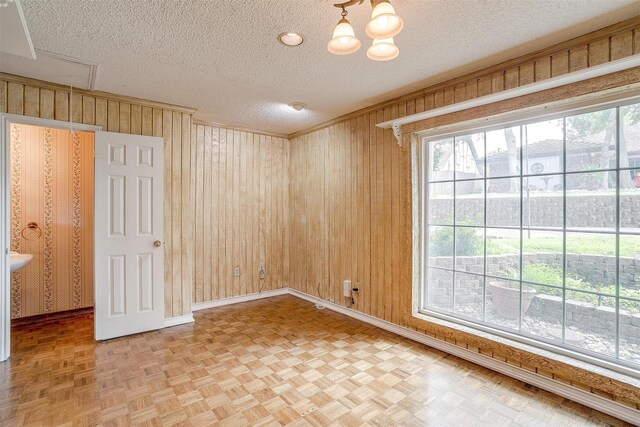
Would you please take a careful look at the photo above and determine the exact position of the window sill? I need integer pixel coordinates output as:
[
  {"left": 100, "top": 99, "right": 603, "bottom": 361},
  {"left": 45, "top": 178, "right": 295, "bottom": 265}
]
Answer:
[{"left": 413, "top": 309, "right": 640, "bottom": 389}]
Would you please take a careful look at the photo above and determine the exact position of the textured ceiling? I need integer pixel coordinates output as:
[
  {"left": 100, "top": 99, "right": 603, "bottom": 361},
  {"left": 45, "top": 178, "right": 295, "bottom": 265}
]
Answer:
[{"left": 17, "top": 0, "right": 640, "bottom": 135}]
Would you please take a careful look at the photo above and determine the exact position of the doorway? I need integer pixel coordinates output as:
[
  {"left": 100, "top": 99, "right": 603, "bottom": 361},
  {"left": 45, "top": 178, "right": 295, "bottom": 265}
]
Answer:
[
  {"left": 0, "top": 115, "right": 100, "bottom": 361},
  {"left": 1, "top": 114, "right": 166, "bottom": 361},
  {"left": 9, "top": 122, "right": 95, "bottom": 326}
]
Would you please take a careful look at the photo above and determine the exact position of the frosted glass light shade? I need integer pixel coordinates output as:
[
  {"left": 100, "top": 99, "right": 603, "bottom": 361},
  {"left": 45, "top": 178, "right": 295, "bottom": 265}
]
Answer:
[
  {"left": 366, "top": 37, "right": 399, "bottom": 61},
  {"left": 365, "top": 1, "right": 404, "bottom": 39},
  {"left": 327, "top": 18, "right": 361, "bottom": 55}
]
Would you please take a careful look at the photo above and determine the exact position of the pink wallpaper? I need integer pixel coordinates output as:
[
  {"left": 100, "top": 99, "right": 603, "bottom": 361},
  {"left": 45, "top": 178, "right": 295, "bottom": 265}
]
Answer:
[{"left": 10, "top": 124, "right": 94, "bottom": 319}]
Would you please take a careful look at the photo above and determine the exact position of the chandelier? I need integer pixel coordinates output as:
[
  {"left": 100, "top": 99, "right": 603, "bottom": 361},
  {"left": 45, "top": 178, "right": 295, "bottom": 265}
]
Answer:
[{"left": 327, "top": 0, "right": 404, "bottom": 61}]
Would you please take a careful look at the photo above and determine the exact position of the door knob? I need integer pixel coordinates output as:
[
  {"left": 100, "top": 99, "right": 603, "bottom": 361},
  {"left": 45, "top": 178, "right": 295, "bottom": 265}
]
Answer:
[{"left": 154, "top": 240, "right": 162, "bottom": 248}]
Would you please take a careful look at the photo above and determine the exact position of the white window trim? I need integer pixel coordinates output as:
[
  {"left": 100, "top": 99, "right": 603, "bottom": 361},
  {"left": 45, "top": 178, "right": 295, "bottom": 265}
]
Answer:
[{"left": 412, "top": 89, "right": 640, "bottom": 379}]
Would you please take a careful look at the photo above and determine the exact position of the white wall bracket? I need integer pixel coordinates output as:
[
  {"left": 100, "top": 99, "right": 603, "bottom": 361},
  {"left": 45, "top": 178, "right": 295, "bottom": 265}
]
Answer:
[
  {"left": 377, "top": 54, "right": 640, "bottom": 140},
  {"left": 392, "top": 123, "right": 402, "bottom": 146}
]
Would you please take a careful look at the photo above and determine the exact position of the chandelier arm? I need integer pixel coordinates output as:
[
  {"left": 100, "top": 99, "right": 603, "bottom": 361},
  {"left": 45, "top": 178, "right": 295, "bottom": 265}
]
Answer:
[{"left": 332, "top": 0, "right": 365, "bottom": 9}]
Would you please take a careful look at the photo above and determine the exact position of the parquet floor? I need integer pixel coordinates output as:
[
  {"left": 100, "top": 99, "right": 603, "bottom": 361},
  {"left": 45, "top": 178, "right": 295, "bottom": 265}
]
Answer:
[{"left": 0, "top": 295, "right": 632, "bottom": 426}]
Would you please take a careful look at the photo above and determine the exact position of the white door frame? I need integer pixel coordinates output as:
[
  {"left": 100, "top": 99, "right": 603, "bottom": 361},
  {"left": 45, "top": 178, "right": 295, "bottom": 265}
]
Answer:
[{"left": 0, "top": 113, "right": 101, "bottom": 362}]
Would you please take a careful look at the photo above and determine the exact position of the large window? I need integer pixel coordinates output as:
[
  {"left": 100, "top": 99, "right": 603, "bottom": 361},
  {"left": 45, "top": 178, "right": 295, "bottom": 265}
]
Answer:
[{"left": 421, "top": 99, "right": 640, "bottom": 372}]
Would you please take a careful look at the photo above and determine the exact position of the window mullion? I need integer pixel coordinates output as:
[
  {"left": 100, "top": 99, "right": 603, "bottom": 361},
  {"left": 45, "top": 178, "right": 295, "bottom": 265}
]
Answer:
[
  {"left": 562, "top": 117, "right": 567, "bottom": 346},
  {"left": 519, "top": 125, "right": 524, "bottom": 332},
  {"left": 483, "top": 132, "right": 487, "bottom": 322},
  {"left": 452, "top": 138, "right": 457, "bottom": 314},
  {"left": 615, "top": 107, "right": 621, "bottom": 360}
]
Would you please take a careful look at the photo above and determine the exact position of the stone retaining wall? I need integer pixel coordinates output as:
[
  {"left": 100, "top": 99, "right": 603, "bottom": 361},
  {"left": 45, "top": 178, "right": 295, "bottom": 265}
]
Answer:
[
  {"left": 528, "top": 294, "right": 640, "bottom": 345},
  {"left": 429, "top": 192, "right": 640, "bottom": 229},
  {"left": 430, "top": 252, "right": 639, "bottom": 292},
  {"left": 427, "top": 253, "right": 640, "bottom": 343}
]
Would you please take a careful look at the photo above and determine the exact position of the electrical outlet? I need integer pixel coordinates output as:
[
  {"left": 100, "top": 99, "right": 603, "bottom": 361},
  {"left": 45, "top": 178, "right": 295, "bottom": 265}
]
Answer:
[
  {"left": 343, "top": 280, "right": 351, "bottom": 297},
  {"left": 234, "top": 267, "right": 240, "bottom": 277}
]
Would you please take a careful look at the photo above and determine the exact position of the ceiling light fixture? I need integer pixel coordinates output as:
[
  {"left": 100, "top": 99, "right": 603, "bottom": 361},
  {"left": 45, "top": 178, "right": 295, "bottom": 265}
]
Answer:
[
  {"left": 279, "top": 32, "right": 304, "bottom": 47},
  {"left": 367, "top": 37, "right": 399, "bottom": 61},
  {"left": 327, "top": 8, "right": 361, "bottom": 55},
  {"left": 327, "top": 0, "right": 403, "bottom": 61},
  {"left": 288, "top": 102, "right": 307, "bottom": 111}
]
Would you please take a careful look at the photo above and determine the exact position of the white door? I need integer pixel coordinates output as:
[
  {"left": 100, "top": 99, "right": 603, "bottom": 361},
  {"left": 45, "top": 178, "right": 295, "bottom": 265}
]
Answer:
[{"left": 94, "top": 131, "right": 164, "bottom": 340}]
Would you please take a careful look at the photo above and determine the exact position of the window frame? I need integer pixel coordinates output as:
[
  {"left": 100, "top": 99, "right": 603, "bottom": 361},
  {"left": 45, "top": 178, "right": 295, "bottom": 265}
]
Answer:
[{"left": 416, "top": 91, "right": 640, "bottom": 378}]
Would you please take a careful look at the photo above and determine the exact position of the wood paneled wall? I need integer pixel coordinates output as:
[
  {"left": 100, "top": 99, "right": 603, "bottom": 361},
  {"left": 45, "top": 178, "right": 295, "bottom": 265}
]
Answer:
[
  {"left": 0, "top": 75, "right": 196, "bottom": 318},
  {"left": 289, "top": 19, "right": 640, "bottom": 409},
  {"left": 191, "top": 123, "right": 289, "bottom": 303},
  {"left": 1, "top": 74, "right": 291, "bottom": 318}
]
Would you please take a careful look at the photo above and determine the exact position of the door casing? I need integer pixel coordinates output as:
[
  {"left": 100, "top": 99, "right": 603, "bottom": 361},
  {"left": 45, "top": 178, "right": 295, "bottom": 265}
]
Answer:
[{"left": 0, "top": 114, "right": 100, "bottom": 361}]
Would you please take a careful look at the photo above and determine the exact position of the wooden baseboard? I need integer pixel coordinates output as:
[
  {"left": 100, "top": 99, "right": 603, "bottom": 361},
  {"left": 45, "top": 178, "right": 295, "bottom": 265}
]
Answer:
[{"left": 11, "top": 307, "right": 93, "bottom": 327}]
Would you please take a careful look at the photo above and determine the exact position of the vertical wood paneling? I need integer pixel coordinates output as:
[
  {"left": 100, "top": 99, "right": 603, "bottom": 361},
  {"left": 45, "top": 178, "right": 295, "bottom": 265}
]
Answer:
[
  {"left": 225, "top": 130, "right": 234, "bottom": 297},
  {"left": 141, "top": 106, "right": 153, "bottom": 136},
  {"left": 283, "top": 136, "right": 290, "bottom": 288},
  {"left": 478, "top": 75, "right": 492, "bottom": 97},
  {"left": 8, "top": 83, "right": 24, "bottom": 114},
  {"left": 569, "top": 46, "right": 588, "bottom": 71},
  {"left": 182, "top": 113, "right": 194, "bottom": 316},
  {"left": 551, "top": 51, "right": 569, "bottom": 76},
  {"left": 130, "top": 104, "right": 142, "bottom": 135},
  {"left": 171, "top": 112, "right": 182, "bottom": 315},
  {"left": 24, "top": 86, "right": 39, "bottom": 117},
  {"left": 218, "top": 128, "right": 228, "bottom": 298},
  {"left": 55, "top": 90, "right": 68, "bottom": 121},
  {"left": 589, "top": 38, "right": 610, "bottom": 66},
  {"left": 0, "top": 80, "right": 6, "bottom": 113},
  {"left": 95, "top": 98, "right": 107, "bottom": 129},
  {"left": 40, "top": 89, "right": 54, "bottom": 119},
  {"left": 611, "top": 31, "right": 633, "bottom": 59},
  {"left": 491, "top": 71, "right": 504, "bottom": 93},
  {"left": 504, "top": 66, "right": 519, "bottom": 89},
  {"left": 287, "top": 18, "right": 640, "bottom": 413},
  {"left": 232, "top": 130, "right": 240, "bottom": 294},
  {"left": 71, "top": 92, "right": 82, "bottom": 124},
  {"left": 82, "top": 95, "right": 95, "bottom": 125},
  {"left": 203, "top": 126, "right": 212, "bottom": 299},
  {"left": 1, "top": 76, "right": 198, "bottom": 321},
  {"left": 519, "top": 62, "right": 534, "bottom": 85},
  {"left": 239, "top": 132, "right": 248, "bottom": 295},
  {"left": 247, "top": 133, "right": 256, "bottom": 293},
  {"left": 257, "top": 133, "right": 265, "bottom": 292},
  {"left": 194, "top": 125, "right": 205, "bottom": 303},
  {"left": 211, "top": 128, "right": 220, "bottom": 300},
  {"left": 0, "top": 75, "right": 280, "bottom": 317},
  {"left": 107, "top": 100, "right": 119, "bottom": 132},
  {"left": 119, "top": 103, "right": 131, "bottom": 134},
  {"left": 465, "top": 80, "right": 478, "bottom": 100},
  {"left": 534, "top": 57, "right": 551, "bottom": 81}
]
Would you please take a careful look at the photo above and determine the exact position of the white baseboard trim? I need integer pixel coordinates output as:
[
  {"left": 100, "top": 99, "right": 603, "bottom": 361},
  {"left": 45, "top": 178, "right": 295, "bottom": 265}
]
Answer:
[
  {"left": 287, "top": 288, "right": 640, "bottom": 425},
  {"left": 164, "top": 314, "right": 195, "bottom": 328},
  {"left": 191, "top": 288, "right": 289, "bottom": 312}
]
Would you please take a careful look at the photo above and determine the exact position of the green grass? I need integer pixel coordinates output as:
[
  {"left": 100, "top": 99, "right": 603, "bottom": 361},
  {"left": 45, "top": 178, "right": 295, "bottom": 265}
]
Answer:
[
  {"left": 522, "top": 264, "right": 640, "bottom": 313},
  {"left": 487, "top": 235, "right": 640, "bottom": 257}
]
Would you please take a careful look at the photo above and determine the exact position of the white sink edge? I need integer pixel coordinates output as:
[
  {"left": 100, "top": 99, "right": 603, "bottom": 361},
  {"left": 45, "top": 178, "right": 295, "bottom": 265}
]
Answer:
[{"left": 9, "top": 252, "right": 34, "bottom": 273}]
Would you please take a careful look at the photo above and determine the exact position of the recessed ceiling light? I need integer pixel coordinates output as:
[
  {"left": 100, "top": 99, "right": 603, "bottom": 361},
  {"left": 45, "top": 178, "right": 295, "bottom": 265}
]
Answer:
[
  {"left": 288, "top": 102, "right": 306, "bottom": 111},
  {"left": 278, "top": 32, "right": 304, "bottom": 47}
]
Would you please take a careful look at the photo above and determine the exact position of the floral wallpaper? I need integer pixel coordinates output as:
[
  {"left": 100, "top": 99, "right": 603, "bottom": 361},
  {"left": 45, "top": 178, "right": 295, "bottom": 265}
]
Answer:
[{"left": 10, "top": 124, "right": 94, "bottom": 319}]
